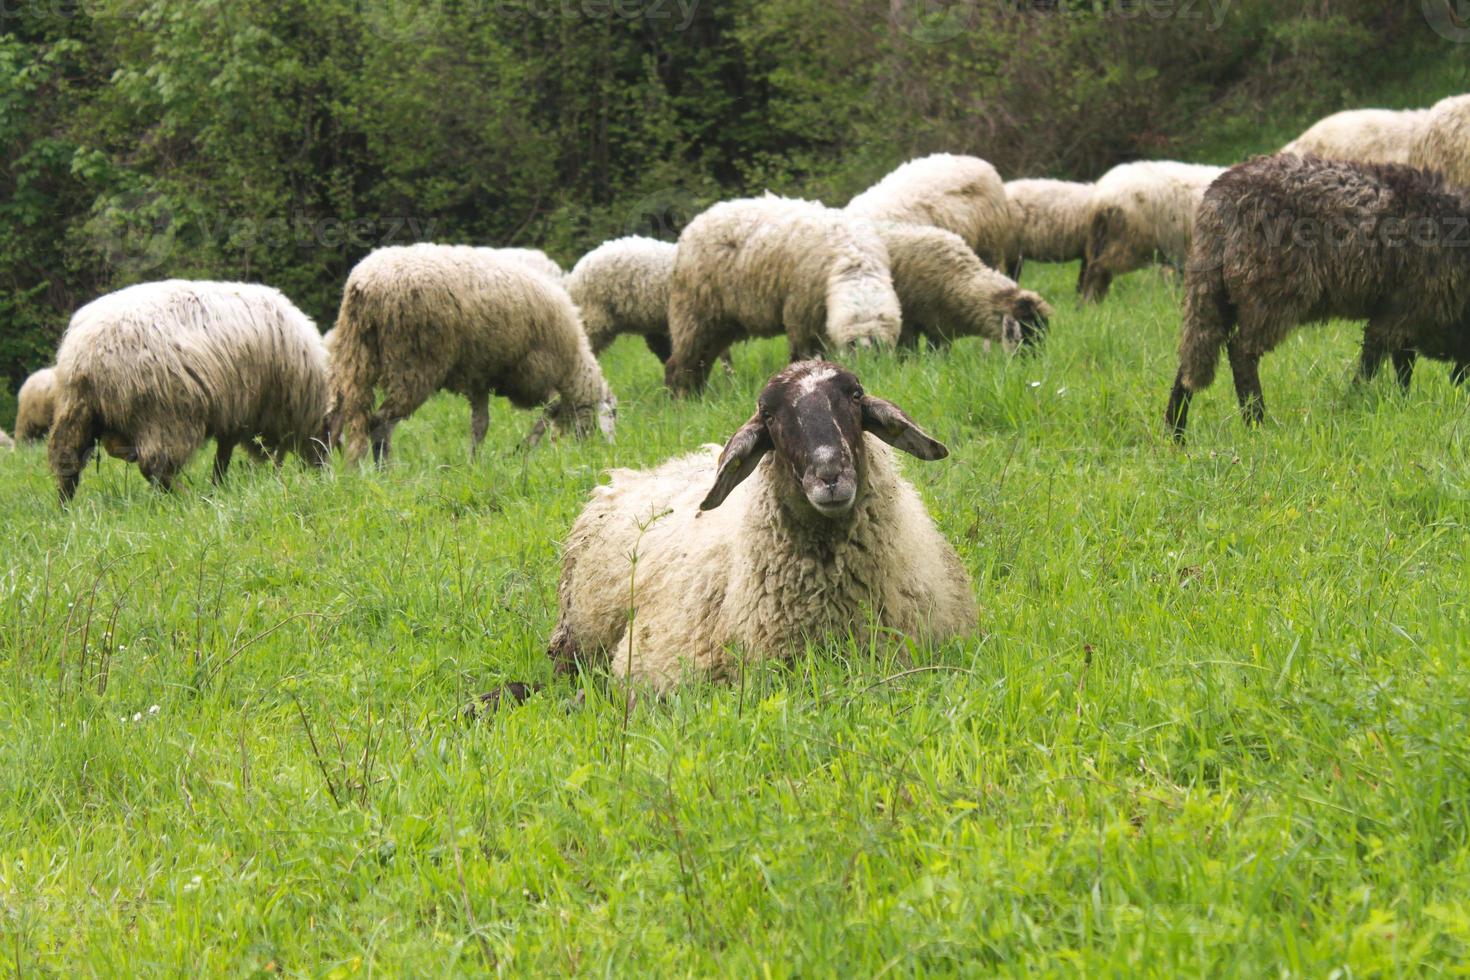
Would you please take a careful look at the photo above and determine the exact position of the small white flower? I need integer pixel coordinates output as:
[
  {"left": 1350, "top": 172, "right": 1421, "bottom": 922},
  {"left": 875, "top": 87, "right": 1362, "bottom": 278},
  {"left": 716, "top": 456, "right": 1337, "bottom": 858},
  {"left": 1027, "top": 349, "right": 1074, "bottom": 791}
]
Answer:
[
  {"left": 132, "top": 712, "right": 142, "bottom": 723},
  {"left": 1029, "top": 381, "right": 1042, "bottom": 389},
  {"left": 148, "top": 705, "right": 160, "bottom": 716},
  {"left": 1056, "top": 387, "right": 1068, "bottom": 396}
]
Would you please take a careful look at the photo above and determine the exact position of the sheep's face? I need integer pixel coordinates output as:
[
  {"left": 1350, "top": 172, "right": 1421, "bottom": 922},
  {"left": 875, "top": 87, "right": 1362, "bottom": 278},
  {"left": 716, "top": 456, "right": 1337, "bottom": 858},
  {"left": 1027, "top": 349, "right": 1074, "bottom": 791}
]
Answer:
[
  {"left": 700, "top": 361, "right": 948, "bottom": 518},
  {"left": 527, "top": 390, "right": 617, "bottom": 447}
]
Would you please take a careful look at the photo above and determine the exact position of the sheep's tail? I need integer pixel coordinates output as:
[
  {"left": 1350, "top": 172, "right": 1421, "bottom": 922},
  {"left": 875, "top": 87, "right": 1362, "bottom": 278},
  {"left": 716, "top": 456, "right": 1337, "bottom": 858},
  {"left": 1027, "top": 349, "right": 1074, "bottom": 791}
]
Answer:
[
  {"left": 1176, "top": 238, "right": 1233, "bottom": 392},
  {"left": 329, "top": 281, "right": 380, "bottom": 464}
]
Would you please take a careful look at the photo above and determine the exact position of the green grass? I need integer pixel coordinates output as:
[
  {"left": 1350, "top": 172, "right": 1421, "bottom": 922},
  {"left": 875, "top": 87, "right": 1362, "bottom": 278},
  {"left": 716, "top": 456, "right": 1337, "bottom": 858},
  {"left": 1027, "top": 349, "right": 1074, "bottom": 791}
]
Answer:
[{"left": 4, "top": 261, "right": 1470, "bottom": 975}]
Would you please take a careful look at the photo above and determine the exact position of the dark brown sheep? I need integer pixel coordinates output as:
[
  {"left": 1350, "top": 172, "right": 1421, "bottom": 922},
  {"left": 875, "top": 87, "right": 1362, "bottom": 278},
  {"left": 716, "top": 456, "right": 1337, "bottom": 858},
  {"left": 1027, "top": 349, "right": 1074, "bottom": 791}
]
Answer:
[{"left": 1166, "top": 154, "right": 1470, "bottom": 438}]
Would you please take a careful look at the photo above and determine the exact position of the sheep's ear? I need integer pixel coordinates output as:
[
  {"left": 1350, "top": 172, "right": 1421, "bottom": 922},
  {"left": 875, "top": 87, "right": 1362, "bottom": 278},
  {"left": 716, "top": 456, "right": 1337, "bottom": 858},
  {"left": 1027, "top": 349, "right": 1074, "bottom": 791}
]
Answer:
[
  {"left": 861, "top": 396, "right": 948, "bottom": 461},
  {"left": 700, "top": 414, "right": 771, "bottom": 511}
]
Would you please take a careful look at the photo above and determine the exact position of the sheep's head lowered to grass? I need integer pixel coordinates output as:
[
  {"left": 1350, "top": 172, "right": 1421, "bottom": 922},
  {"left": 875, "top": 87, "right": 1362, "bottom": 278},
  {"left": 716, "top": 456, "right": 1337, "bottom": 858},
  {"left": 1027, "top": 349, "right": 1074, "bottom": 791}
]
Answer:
[{"left": 701, "top": 361, "right": 947, "bottom": 518}]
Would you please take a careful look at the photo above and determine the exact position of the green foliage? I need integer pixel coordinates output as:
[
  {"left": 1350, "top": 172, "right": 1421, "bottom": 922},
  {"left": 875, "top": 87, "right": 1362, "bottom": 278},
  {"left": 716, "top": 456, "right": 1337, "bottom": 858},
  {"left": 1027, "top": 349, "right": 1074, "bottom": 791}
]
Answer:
[{"left": 5, "top": 264, "right": 1470, "bottom": 971}]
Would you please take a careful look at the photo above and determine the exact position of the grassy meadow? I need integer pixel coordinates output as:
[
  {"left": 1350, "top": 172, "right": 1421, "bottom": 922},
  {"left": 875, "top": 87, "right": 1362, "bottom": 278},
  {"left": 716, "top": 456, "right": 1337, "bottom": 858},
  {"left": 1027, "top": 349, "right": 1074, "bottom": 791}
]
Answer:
[{"left": 3, "top": 260, "right": 1470, "bottom": 974}]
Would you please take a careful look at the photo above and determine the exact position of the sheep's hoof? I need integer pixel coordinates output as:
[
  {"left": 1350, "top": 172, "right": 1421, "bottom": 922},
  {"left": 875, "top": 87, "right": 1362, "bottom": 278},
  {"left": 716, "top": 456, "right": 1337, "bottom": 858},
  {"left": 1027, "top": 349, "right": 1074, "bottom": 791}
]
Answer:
[{"left": 463, "top": 683, "right": 539, "bottom": 721}]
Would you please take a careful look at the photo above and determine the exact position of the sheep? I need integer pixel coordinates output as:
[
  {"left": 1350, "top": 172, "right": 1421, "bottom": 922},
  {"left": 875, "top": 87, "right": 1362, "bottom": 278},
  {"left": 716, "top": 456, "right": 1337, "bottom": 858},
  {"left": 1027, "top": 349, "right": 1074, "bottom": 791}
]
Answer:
[
  {"left": 15, "top": 367, "right": 57, "bottom": 443},
  {"left": 535, "top": 360, "right": 978, "bottom": 691},
  {"left": 847, "top": 153, "right": 1013, "bottom": 270},
  {"left": 1410, "top": 94, "right": 1470, "bottom": 190},
  {"left": 878, "top": 224, "right": 1051, "bottom": 351},
  {"left": 1165, "top": 154, "right": 1470, "bottom": 439},
  {"left": 1283, "top": 107, "right": 1428, "bottom": 165},
  {"left": 0, "top": 428, "right": 11, "bottom": 450},
  {"left": 566, "top": 236, "right": 678, "bottom": 360},
  {"left": 47, "top": 280, "right": 331, "bottom": 501},
  {"left": 329, "top": 243, "right": 616, "bottom": 464},
  {"left": 1080, "top": 160, "right": 1227, "bottom": 303},
  {"left": 494, "top": 247, "right": 566, "bottom": 283},
  {"left": 663, "top": 196, "right": 902, "bottom": 396},
  {"left": 1003, "top": 178, "right": 1094, "bottom": 285}
]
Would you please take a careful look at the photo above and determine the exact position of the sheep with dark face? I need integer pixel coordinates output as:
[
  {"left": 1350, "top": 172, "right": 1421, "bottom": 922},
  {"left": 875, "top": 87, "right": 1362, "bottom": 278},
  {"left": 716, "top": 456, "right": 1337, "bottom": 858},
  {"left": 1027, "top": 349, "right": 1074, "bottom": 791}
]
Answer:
[
  {"left": 532, "top": 360, "right": 978, "bottom": 690},
  {"left": 1166, "top": 153, "right": 1470, "bottom": 439},
  {"left": 879, "top": 224, "right": 1051, "bottom": 352},
  {"left": 15, "top": 367, "right": 57, "bottom": 443}
]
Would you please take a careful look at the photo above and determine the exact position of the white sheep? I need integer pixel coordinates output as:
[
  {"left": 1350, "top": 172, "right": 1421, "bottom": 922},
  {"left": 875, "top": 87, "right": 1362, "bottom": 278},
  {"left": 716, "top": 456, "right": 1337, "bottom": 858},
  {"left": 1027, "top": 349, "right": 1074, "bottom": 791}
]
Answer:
[
  {"left": 493, "top": 247, "right": 566, "bottom": 283},
  {"left": 15, "top": 366, "right": 57, "bottom": 443},
  {"left": 566, "top": 236, "right": 678, "bottom": 359},
  {"left": 1283, "top": 107, "right": 1427, "bottom": 165},
  {"left": 664, "top": 196, "right": 901, "bottom": 395},
  {"left": 1080, "top": 160, "right": 1225, "bottom": 302},
  {"left": 538, "top": 361, "right": 978, "bottom": 690},
  {"left": 878, "top": 224, "right": 1051, "bottom": 351},
  {"left": 1410, "top": 94, "right": 1470, "bottom": 190},
  {"left": 0, "top": 427, "right": 11, "bottom": 450},
  {"left": 847, "top": 153, "right": 1014, "bottom": 270},
  {"left": 1003, "top": 178, "right": 1094, "bottom": 283},
  {"left": 47, "top": 280, "right": 331, "bottom": 501},
  {"left": 330, "top": 244, "right": 616, "bottom": 464}
]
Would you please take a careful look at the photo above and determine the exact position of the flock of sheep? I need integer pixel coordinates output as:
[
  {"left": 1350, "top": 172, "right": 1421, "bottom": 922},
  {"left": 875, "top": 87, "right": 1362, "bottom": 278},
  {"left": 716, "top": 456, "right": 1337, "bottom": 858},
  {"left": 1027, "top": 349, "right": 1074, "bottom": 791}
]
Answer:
[{"left": 7, "top": 91, "right": 1470, "bottom": 694}]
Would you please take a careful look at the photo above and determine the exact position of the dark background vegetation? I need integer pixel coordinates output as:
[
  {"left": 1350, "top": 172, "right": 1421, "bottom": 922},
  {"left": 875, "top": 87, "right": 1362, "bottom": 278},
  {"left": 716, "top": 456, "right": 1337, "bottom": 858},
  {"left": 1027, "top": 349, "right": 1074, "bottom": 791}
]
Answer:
[{"left": 0, "top": 0, "right": 1463, "bottom": 423}]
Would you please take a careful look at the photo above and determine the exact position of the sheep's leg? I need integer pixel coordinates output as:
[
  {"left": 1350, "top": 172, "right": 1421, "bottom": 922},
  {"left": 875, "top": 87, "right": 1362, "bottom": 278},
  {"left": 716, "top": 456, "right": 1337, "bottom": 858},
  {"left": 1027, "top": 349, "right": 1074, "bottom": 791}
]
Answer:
[
  {"left": 1074, "top": 256, "right": 1089, "bottom": 295},
  {"left": 666, "top": 316, "right": 736, "bottom": 396},
  {"left": 1452, "top": 361, "right": 1470, "bottom": 386},
  {"left": 212, "top": 441, "right": 235, "bottom": 485},
  {"left": 1226, "top": 338, "right": 1265, "bottom": 427},
  {"left": 1356, "top": 335, "right": 1389, "bottom": 384},
  {"left": 1165, "top": 371, "right": 1193, "bottom": 442},
  {"left": 469, "top": 390, "right": 490, "bottom": 458},
  {"left": 367, "top": 391, "right": 424, "bottom": 467},
  {"left": 1391, "top": 349, "right": 1417, "bottom": 392},
  {"left": 643, "top": 332, "right": 673, "bottom": 363},
  {"left": 1006, "top": 256, "right": 1025, "bottom": 282},
  {"left": 47, "top": 398, "right": 100, "bottom": 504}
]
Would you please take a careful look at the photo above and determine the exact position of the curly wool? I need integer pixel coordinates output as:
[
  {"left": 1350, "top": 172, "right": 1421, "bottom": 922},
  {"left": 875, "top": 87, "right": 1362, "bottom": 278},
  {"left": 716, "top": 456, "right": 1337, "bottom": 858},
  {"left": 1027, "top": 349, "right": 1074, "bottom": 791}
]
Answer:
[
  {"left": 493, "top": 247, "right": 566, "bottom": 283},
  {"left": 665, "top": 196, "right": 901, "bottom": 392},
  {"left": 48, "top": 280, "right": 330, "bottom": 495},
  {"left": 1005, "top": 179, "right": 1094, "bottom": 266},
  {"left": 1410, "top": 95, "right": 1470, "bottom": 190},
  {"left": 1174, "top": 154, "right": 1470, "bottom": 405},
  {"left": 879, "top": 224, "right": 1051, "bottom": 347},
  {"left": 548, "top": 438, "right": 977, "bottom": 690},
  {"left": 566, "top": 236, "right": 677, "bottom": 354},
  {"left": 15, "top": 367, "right": 57, "bottom": 443},
  {"left": 331, "top": 244, "right": 614, "bottom": 462},
  {"left": 1283, "top": 108, "right": 1428, "bottom": 165},
  {"left": 1082, "top": 160, "right": 1226, "bottom": 301},
  {"left": 847, "top": 153, "right": 1013, "bottom": 270}
]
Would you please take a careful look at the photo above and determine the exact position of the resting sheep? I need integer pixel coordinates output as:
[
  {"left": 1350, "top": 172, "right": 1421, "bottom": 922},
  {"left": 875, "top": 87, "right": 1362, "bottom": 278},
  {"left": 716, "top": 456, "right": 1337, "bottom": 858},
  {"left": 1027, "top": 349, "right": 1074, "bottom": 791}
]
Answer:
[
  {"left": 664, "top": 196, "right": 902, "bottom": 395},
  {"left": 1080, "top": 161, "right": 1226, "bottom": 303},
  {"left": 1410, "top": 94, "right": 1470, "bottom": 190},
  {"left": 15, "top": 367, "right": 57, "bottom": 443},
  {"left": 1004, "top": 178, "right": 1094, "bottom": 284},
  {"left": 847, "top": 153, "right": 1013, "bottom": 271},
  {"left": 47, "top": 280, "right": 331, "bottom": 501},
  {"left": 330, "top": 244, "right": 616, "bottom": 464},
  {"left": 879, "top": 224, "right": 1051, "bottom": 351},
  {"left": 1166, "top": 154, "right": 1470, "bottom": 439},
  {"left": 1283, "top": 108, "right": 1427, "bottom": 165},
  {"left": 567, "top": 236, "right": 678, "bottom": 360},
  {"left": 538, "top": 361, "right": 979, "bottom": 690}
]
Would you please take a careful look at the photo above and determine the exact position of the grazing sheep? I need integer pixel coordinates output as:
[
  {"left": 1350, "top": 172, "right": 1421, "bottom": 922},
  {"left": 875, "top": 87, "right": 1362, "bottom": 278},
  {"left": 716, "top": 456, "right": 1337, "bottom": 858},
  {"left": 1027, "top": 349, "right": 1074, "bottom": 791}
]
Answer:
[
  {"left": 879, "top": 224, "right": 1051, "bottom": 351},
  {"left": 1004, "top": 178, "right": 1094, "bottom": 284},
  {"left": 1080, "top": 161, "right": 1226, "bottom": 303},
  {"left": 494, "top": 247, "right": 566, "bottom": 283},
  {"left": 1410, "top": 95, "right": 1470, "bottom": 190},
  {"left": 847, "top": 153, "right": 1013, "bottom": 270},
  {"left": 15, "top": 367, "right": 57, "bottom": 443},
  {"left": 567, "top": 236, "right": 678, "bottom": 360},
  {"left": 1283, "top": 107, "right": 1428, "bottom": 165},
  {"left": 47, "top": 280, "right": 331, "bottom": 501},
  {"left": 664, "top": 196, "right": 902, "bottom": 395},
  {"left": 330, "top": 244, "right": 616, "bottom": 464},
  {"left": 539, "top": 360, "right": 978, "bottom": 690},
  {"left": 1166, "top": 154, "right": 1470, "bottom": 439}
]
